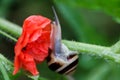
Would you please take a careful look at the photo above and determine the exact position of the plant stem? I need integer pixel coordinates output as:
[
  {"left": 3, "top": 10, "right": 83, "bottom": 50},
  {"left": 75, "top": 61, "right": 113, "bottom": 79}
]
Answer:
[
  {"left": 0, "top": 30, "right": 17, "bottom": 42},
  {"left": 0, "top": 18, "right": 21, "bottom": 38},
  {"left": 0, "top": 63, "right": 10, "bottom": 80},
  {"left": 111, "top": 40, "right": 120, "bottom": 54},
  {"left": 0, "top": 54, "right": 12, "bottom": 80},
  {"left": 62, "top": 40, "right": 120, "bottom": 63}
]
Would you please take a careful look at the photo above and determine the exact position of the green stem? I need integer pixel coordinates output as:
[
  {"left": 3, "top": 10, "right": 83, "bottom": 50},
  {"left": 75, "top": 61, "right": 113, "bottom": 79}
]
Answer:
[
  {"left": 0, "top": 63, "right": 10, "bottom": 80},
  {"left": 63, "top": 40, "right": 108, "bottom": 54},
  {"left": 62, "top": 40, "right": 120, "bottom": 63},
  {"left": 0, "top": 18, "right": 21, "bottom": 38},
  {"left": 111, "top": 40, "right": 120, "bottom": 54},
  {"left": 0, "top": 30, "right": 17, "bottom": 42},
  {"left": 0, "top": 54, "right": 11, "bottom": 80}
]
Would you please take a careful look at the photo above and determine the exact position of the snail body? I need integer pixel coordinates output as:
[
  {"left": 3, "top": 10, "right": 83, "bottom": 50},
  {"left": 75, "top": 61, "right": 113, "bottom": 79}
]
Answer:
[{"left": 47, "top": 8, "right": 79, "bottom": 75}]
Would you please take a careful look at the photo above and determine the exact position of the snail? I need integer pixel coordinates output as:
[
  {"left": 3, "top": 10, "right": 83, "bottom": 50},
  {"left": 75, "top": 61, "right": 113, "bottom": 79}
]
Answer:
[{"left": 47, "top": 7, "right": 79, "bottom": 75}]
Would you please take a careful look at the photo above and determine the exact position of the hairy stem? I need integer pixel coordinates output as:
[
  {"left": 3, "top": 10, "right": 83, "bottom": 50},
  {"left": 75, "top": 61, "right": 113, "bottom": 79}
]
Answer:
[
  {"left": 0, "top": 63, "right": 10, "bottom": 80},
  {"left": 63, "top": 40, "right": 120, "bottom": 63},
  {"left": 111, "top": 40, "right": 120, "bottom": 54},
  {"left": 0, "top": 54, "right": 13, "bottom": 80},
  {"left": 0, "top": 18, "right": 21, "bottom": 38},
  {"left": 0, "top": 30, "right": 17, "bottom": 42}
]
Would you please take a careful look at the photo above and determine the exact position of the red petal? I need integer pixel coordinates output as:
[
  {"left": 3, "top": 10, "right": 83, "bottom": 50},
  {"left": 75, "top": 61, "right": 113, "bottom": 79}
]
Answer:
[
  {"left": 13, "top": 15, "right": 51, "bottom": 75},
  {"left": 20, "top": 53, "right": 39, "bottom": 75},
  {"left": 13, "top": 56, "right": 21, "bottom": 75},
  {"left": 25, "top": 31, "right": 50, "bottom": 62}
]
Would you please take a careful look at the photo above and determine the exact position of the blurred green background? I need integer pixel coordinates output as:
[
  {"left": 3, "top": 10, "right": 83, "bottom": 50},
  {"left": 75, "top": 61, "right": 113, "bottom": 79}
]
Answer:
[{"left": 1, "top": 0, "right": 120, "bottom": 80}]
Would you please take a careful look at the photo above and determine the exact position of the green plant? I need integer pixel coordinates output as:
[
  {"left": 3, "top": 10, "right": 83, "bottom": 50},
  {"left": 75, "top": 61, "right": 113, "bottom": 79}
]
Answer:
[{"left": 1, "top": 0, "right": 120, "bottom": 80}]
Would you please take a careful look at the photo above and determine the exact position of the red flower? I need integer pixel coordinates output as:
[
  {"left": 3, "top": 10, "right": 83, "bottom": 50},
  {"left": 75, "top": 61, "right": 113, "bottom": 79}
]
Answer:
[{"left": 13, "top": 15, "right": 51, "bottom": 75}]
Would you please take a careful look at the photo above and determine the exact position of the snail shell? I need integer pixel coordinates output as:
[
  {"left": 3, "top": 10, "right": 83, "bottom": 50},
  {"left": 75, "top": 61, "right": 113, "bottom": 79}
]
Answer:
[{"left": 47, "top": 43, "right": 79, "bottom": 75}]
